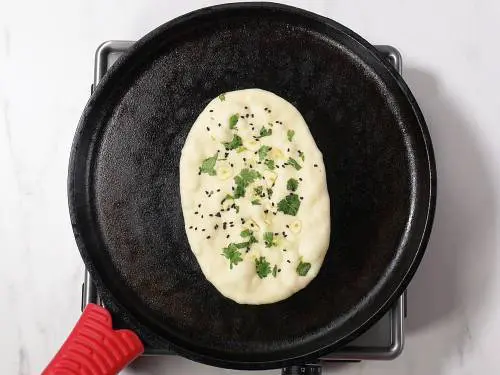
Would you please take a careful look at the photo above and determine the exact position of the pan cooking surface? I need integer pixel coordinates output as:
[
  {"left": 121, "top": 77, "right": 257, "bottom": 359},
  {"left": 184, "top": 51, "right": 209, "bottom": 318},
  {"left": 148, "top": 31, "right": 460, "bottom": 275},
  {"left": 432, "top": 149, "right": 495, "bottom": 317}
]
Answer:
[{"left": 69, "top": 3, "right": 435, "bottom": 369}]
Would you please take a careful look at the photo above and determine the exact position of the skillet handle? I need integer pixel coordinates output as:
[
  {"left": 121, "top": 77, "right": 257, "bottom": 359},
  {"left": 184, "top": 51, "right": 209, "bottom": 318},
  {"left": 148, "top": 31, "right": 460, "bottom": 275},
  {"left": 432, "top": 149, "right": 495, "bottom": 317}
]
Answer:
[{"left": 42, "top": 303, "right": 144, "bottom": 375}]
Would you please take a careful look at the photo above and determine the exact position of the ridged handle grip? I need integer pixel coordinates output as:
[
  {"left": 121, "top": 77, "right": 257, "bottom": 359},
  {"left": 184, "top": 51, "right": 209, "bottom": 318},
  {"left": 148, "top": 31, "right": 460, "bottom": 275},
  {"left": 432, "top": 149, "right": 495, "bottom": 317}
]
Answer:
[{"left": 42, "top": 303, "right": 144, "bottom": 375}]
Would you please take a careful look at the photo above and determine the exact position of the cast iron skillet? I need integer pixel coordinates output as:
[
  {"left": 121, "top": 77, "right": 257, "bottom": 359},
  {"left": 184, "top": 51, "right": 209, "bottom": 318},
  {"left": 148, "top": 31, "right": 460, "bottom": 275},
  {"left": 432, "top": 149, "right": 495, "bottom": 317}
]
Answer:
[{"left": 65, "top": 2, "right": 435, "bottom": 371}]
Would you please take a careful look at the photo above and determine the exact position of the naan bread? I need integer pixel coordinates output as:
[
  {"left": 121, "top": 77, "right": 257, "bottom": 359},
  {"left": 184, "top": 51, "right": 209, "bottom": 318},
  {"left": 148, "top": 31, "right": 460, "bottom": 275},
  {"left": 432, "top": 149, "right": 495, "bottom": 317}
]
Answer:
[{"left": 179, "top": 89, "right": 330, "bottom": 304}]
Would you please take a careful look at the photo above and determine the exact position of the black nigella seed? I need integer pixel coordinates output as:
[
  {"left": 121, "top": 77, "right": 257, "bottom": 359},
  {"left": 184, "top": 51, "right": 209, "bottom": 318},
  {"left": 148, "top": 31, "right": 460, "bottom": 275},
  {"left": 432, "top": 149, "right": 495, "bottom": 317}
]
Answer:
[
  {"left": 300, "top": 197, "right": 304, "bottom": 200},
  {"left": 194, "top": 211, "right": 199, "bottom": 215},
  {"left": 287, "top": 260, "right": 291, "bottom": 263},
  {"left": 264, "top": 210, "right": 269, "bottom": 214},
  {"left": 287, "top": 148, "right": 290, "bottom": 152},
  {"left": 283, "top": 249, "right": 287, "bottom": 252},
  {"left": 264, "top": 107, "right": 268, "bottom": 110},
  {"left": 229, "top": 221, "right": 234, "bottom": 225},
  {"left": 198, "top": 171, "right": 201, "bottom": 175},
  {"left": 299, "top": 178, "right": 303, "bottom": 181},
  {"left": 217, "top": 189, "right": 221, "bottom": 192},
  {"left": 231, "top": 186, "right": 235, "bottom": 191},
  {"left": 314, "top": 164, "right": 318, "bottom": 167},
  {"left": 250, "top": 223, "right": 254, "bottom": 227},
  {"left": 223, "top": 222, "right": 227, "bottom": 230},
  {"left": 240, "top": 115, "right": 245, "bottom": 119},
  {"left": 209, "top": 109, "right": 213, "bottom": 112},
  {"left": 251, "top": 114, "right": 254, "bottom": 118},
  {"left": 243, "top": 158, "right": 246, "bottom": 162},
  {"left": 205, "top": 190, "right": 209, "bottom": 195},
  {"left": 276, "top": 165, "right": 279, "bottom": 168},
  {"left": 218, "top": 123, "right": 221, "bottom": 127},
  {"left": 189, "top": 226, "right": 193, "bottom": 229},
  {"left": 201, "top": 215, "right": 204, "bottom": 218},
  {"left": 275, "top": 232, "right": 279, "bottom": 236},
  {"left": 244, "top": 106, "right": 248, "bottom": 109},
  {"left": 206, "top": 236, "right": 211, "bottom": 239},
  {"left": 272, "top": 202, "right": 275, "bottom": 207},
  {"left": 202, "top": 229, "right": 205, "bottom": 232},
  {"left": 245, "top": 114, "right": 249, "bottom": 118},
  {"left": 214, "top": 224, "right": 219, "bottom": 229},
  {"left": 209, "top": 214, "right": 213, "bottom": 217},
  {"left": 249, "top": 164, "right": 253, "bottom": 168},
  {"left": 195, "top": 227, "right": 198, "bottom": 230},
  {"left": 226, "top": 234, "right": 230, "bottom": 239},
  {"left": 286, "top": 225, "right": 290, "bottom": 228},
  {"left": 273, "top": 212, "right": 277, "bottom": 215},
  {"left": 215, "top": 212, "right": 221, "bottom": 217},
  {"left": 278, "top": 269, "right": 282, "bottom": 272},
  {"left": 198, "top": 204, "right": 201, "bottom": 208},
  {"left": 251, "top": 127, "right": 255, "bottom": 131},
  {"left": 230, "top": 163, "right": 234, "bottom": 167},
  {"left": 282, "top": 231, "right": 286, "bottom": 236}
]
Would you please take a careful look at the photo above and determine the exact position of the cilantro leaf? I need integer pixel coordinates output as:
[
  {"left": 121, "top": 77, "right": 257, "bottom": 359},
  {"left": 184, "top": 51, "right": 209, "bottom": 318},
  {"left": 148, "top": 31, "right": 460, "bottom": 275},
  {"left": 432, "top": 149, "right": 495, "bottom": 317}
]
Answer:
[
  {"left": 254, "top": 186, "right": 263, "bottom": 196},
  {"left": 223, "top": 134, "right": 243, "bottom": 150},
  {"left": 219, "top": 93, "right": 226, "bottom": 101},
  {"left": 298, "top": 150, "right": 305, "bottom": 161},
  {"left": 296, "top": 260, "right": 311, "bottom": 276},
  {"left": 266, "top": 188, "right": 273, "bottom": 198},
  {"left": 240, "top": 229, "right": 252, "bottom": 238},
  {"left": 222, "top": 244, "right": 243, "bottom": 269},
  {"left": 287, "top": 178, "right": 299, "bottom": 192},
  {"left": 233, "top": 168, "right": 262, "bottom": 198},
  {"left": 255, "top": 256, "right": 272, "bottom": 278},
  {"left": 251, "top": 199, "right": 261, "bottom": 205},
  {"left": 236, "top": 146, "right": 247, "bottom": 153},
  {"left": 272, "top": 265, "right": 278, "bottom": 277},
  {"left": 265, "top": 159, "right": 275, "bottom": 170},
  {"left": 259, "top": 127, "right": 272, "bottom": 138},
  {"left": 277, "top": 193, "right": 301, "bottom": 216},
  {"left": 263, "top": 232, "right": 275, "bottom": 248},
  {"left": 287, "top": 157, "right": 302, "bottom": 170},
  {"left": 235, "top": 232, "right": 258, "bottom": 249},
  {"left": 229, "top": 114, "right": 239, "bottom": 129},
  {"left": 287, "top": 129, "right": 295, "bottom": 142},
  {"left": 258, "top": 145, "right": 271, "bottom": 161},
  {"left": 199, "top": 153, "right": 218, "bottom": 176}
]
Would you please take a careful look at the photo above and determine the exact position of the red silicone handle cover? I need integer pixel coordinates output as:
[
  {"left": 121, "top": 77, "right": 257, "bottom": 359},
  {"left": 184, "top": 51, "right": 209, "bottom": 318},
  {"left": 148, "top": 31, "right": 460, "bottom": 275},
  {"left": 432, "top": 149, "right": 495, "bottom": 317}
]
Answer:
[{"left": 42, "top": 303, "right": 144, "bottom": 375}]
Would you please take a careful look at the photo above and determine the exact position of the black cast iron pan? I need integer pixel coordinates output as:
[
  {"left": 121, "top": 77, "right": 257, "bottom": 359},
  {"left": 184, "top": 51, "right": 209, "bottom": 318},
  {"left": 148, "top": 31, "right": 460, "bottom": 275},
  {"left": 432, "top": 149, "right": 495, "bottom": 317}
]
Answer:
[{"left": 48, "top": 2, "right": 436, "bottom": 372}]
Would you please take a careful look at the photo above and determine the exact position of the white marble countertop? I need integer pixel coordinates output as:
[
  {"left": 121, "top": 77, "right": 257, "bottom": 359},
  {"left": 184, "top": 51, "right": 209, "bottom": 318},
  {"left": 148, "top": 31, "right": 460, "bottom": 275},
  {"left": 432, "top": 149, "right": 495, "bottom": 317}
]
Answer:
[{"left": 1, "top": 0, "right": 499, "bottom": 374}]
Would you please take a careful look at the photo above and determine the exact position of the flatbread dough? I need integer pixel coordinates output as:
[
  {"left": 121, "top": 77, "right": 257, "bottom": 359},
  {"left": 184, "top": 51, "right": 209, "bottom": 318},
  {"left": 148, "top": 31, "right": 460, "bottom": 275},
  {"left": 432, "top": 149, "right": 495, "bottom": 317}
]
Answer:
[{"left": 179, "top": 89, "right": 330, "bottom": 304}]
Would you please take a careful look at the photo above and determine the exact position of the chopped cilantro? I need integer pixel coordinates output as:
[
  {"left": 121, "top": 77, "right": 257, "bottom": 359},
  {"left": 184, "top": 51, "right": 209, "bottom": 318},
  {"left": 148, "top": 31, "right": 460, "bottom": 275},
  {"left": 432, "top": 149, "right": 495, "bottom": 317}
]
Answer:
[
  {"left": 236, "top": 146, "right": 247, "bottom": 153},
  {"left": 263, "top": 232, "right": 275, "bottom": 248},
  {"left": 229, "top": 114, "right": 239, "bottom": 129},
  {"left": 272, "top": 265, "right": 278, "bottom": 277},
  {"left": 254, "top": 186, "right": 263, "bottom": 196},
  {"left": 218, "top": 93, "right": 226, "bottom": 101},
  {"left": 255, "top": 256, "right": 272, "bottom": 278},
  {"left": 222, "top": 244, "right": 243, "bottom": 269},
  {"left": 199, "top": 153, "right": 218, "bottom": 176},
  {"left": 298, "top": 150, "right": 305, "bottom": 161},
  {"left": 287, "top": 178, "right": 299, "bottom": 192},
  {"left": 265, "top": 159, "right": 275, "bottom": 170},
  {"left": 287, "top": 129, "right": 295, "bottom": 142},
  {"left": 241, "top": 229, "right": 252, "bottom": 237},
  {"left": 277, "top": 193, "right": 301, "bottom": 216},
  {"left": 223, "top": 134, "right": 243, "bottom": 150},
  {"left": 296, "top": 260, "right": 311, "bottom": 276},
  {"left": 234, "top": 168, "right": 262, "bottom": 198},
  {"left": 251, "top": 199, "right": 261, "bottom": 205},
  {"left": 258, "top": 145, "right": 271, "bottom": 161},
  {"left": 235, "top": 231, "right": 258, "bottom": 249},
  {"left": 266, "top": 188, "right": 273, "bottom": 198},
  {"left": 287, "top": 157, "right": 302, "bottom": 170},
  {"left": 259, "top": 127, "right": 272, "bottom": 138}
]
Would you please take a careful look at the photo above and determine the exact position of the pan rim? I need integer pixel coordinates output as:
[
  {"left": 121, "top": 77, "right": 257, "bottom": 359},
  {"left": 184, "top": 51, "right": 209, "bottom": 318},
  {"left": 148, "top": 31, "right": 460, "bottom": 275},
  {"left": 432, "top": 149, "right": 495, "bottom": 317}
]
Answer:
[{"left": 68, "top": 2, "right": 436, "bottom": 369}]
